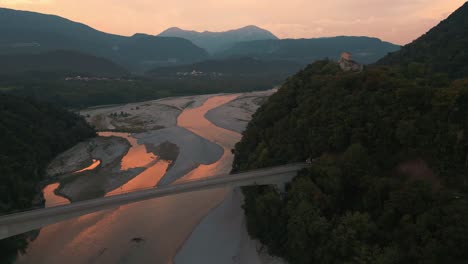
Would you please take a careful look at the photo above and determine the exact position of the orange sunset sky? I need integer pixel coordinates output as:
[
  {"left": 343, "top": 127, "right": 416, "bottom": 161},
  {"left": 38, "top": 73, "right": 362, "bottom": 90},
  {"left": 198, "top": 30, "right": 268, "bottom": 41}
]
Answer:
[{"left": 0, "top": 0, "right": 466, "bottom": 45}]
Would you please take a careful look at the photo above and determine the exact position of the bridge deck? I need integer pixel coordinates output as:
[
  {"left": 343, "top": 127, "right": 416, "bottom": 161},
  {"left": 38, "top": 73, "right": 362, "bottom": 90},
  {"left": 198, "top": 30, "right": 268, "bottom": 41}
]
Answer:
[{"left": 0, "top": 163, "right": 307, "bottom": 240}]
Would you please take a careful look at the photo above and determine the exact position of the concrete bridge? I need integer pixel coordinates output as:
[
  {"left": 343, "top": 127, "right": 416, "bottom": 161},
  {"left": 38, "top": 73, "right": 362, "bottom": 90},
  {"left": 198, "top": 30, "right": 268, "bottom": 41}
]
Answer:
[{"left": 0, "top": 163, "right": 307, "bottom": 240}]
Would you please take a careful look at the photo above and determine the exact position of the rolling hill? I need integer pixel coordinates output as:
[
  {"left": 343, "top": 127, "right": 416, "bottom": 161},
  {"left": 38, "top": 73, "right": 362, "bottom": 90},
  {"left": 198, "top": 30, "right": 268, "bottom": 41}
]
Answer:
[{"left": 158, "top": 25, "right": 278, "bottom": 53}]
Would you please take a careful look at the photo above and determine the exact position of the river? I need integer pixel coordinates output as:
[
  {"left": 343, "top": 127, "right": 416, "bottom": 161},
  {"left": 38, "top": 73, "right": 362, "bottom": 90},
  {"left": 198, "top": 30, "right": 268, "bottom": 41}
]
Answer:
[{"left": 16, "top": 94, "right": 241, "bottom": 264}]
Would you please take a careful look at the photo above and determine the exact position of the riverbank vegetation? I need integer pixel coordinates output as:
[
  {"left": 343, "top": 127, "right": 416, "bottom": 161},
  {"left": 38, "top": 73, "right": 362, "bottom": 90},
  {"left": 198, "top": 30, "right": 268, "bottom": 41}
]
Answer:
[{"left": 0, "top": 94, "right": 95, "bottom": 263}]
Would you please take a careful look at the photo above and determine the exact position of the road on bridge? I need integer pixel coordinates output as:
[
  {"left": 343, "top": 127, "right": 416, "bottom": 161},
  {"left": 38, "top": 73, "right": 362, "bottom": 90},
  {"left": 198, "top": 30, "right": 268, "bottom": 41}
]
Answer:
[{"left": 0, "top": 163, "right": 307, "bottom": 240}]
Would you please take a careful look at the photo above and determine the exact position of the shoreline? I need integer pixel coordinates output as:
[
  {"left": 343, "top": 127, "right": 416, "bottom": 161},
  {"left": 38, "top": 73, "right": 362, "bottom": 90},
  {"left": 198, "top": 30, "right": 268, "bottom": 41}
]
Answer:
[
  {"left": 171, "top": 187, "right": 231, "bottom": 262},
  {"left": 174, "top": 90, "right": 278, "bottom": 264}
]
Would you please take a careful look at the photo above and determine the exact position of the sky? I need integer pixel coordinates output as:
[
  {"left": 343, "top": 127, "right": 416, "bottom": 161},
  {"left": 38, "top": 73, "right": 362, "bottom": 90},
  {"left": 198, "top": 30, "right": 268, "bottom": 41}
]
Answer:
[{"left": 0, "top": 0, "right": 466, "bottom": 45}]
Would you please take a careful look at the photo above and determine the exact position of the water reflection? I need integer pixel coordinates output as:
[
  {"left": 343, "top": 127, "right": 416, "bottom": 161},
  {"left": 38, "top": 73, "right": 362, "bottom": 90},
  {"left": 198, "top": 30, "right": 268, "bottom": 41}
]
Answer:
[
  {"left": 43, "top": 183, "right": 69, "bottom": 208},
  {"left": 17, "top": 94, "right": 241, "bottom": 264},
  {"left": 73, "top": 159, "right": 101, "bottom": 174},
  {"left": 176, "top": 95, "right": 241, "bottom": 182},
  {"left": 107, "top": 160, "right": 171, "bottom": 196},
  {"left": 98, "top": 132, "right": 156, "bottom": 170}
]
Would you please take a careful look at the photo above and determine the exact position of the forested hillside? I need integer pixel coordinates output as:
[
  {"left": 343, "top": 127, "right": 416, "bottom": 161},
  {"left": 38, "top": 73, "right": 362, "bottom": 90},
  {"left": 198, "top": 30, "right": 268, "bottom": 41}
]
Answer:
[
  {"left": 377, "top": 2, "right": 468, "bottom": 79},
  {"left": 0, "top": 94, "right": 95, "bottom": 263},
  {"left": 1, "top": 73, "right": 281, "bottom": 108},
  {"left": 234, "top": 59, "right": 468, "bottom": 264},
  {"left": 233, "top": 3, "right": 468, "bottom": 263}
]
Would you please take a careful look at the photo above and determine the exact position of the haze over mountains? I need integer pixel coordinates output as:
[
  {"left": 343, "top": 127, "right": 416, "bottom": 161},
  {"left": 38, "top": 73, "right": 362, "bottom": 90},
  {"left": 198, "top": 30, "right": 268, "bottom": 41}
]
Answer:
[
  {"left": 0, "top": 7, "right": 401, "bottom": 75},
  {"left": 158, "top": 25, "right": 278, "bottom": 53}
]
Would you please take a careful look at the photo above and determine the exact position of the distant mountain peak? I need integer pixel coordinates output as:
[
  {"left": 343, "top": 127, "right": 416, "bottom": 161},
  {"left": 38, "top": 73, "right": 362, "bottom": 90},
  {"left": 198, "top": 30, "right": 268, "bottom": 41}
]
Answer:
[
  {"left": 160, "top": 27, "right": 194, "bottom": 34},
  {"left": 158, "top": 25, "right": 278, "bottom": 53},
  {"left": 131, "top": 33, "right": 151, "bottom": 38},
  {"left": 160, "top": 25, "right": 274, "bottom": 35},
  {"left": 238, "top": 25, "right": 264, "bottom": 31},
  {"left": 166, "top": 26, "right": 183, "bottom": 31}
]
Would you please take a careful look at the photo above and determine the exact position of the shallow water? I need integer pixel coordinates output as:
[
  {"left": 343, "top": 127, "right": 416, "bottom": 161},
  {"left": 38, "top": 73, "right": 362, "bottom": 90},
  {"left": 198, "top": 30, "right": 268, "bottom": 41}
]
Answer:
[
  {"left": 42, "top": 183, "right": 70, "bottom": 208},
  {"left": 176, "top": 95, "right": 241, "bottom": 182},
  {"left": 73, "top": 159, "right": 101, "bottom": 174},
  {"left": 16, "top": 94, "right": 240, "bottom": 264},
  {"left": 99, "top": 132, "right": 156, "bottom": 170}
]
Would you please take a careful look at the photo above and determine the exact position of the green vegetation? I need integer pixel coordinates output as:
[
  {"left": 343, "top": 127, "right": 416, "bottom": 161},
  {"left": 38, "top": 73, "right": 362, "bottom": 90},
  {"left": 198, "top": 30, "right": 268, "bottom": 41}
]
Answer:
[
  {"left": 0, "top": 94, "right": 95, "bottom": 263},
  {"left": 234, "top": 59, "right": 468, "bottom": 264},
  {"left": 0, "top": 72, "right": 283, "bottom": 108},
  {"left": 0, "top": 57, "right": 308, "bottom": 109},
  {"left": 233, "top": 3, "right": 468, "bottom": 263},
  {"left": 377, "top": 2, "right": 468, "bottom": 79}
]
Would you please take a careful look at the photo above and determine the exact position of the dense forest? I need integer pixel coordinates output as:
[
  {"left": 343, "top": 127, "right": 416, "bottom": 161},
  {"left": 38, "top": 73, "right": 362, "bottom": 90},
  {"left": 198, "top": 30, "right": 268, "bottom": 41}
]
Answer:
[
  {"left": 0, "top": 94, "right": 95, "bottom": 263},
  {"left": 233, "top": 61, "right": 468, "bottom": 263},
  {"left": 0, "top": 72, "right": 285, "bottom": 108},
  {"left": 233, "top": 3, "right": 468, "bottom": 263}
]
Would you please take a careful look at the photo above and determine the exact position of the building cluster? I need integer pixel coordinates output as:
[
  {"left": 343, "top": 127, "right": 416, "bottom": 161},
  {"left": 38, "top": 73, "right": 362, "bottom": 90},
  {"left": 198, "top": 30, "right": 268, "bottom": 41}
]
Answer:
[
  {"left": 176, "top": 70, "right": 224, "bottom": 77},
  {"left": 338, "top": 52, "right": 363, "bottom": 72}
]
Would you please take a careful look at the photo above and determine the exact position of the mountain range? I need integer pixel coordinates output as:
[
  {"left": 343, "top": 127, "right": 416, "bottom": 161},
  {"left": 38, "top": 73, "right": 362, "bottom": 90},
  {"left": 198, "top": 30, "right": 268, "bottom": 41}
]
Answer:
[
  {"left": 0, "top": 7, "right": 400, "bottom": 75},
  {"left": 0, "top": 8, "right": 208, "bottom": 72},
  {"left": 217, "top": 36, "right": 400, "bottom": 64},
  {"left": 158, "top": 25, "right": 278, "bottom": 53}
]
